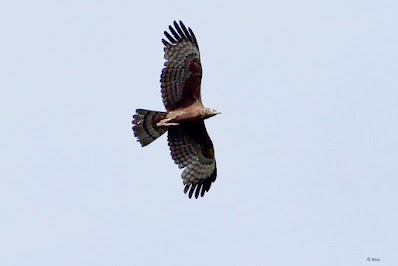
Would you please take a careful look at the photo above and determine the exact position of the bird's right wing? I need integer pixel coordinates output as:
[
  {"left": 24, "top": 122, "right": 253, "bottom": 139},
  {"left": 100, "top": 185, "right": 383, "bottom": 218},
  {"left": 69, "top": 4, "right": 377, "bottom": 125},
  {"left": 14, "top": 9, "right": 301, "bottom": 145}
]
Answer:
[{"left": 161, "top": 21, "right": 202, "bottom": 111}]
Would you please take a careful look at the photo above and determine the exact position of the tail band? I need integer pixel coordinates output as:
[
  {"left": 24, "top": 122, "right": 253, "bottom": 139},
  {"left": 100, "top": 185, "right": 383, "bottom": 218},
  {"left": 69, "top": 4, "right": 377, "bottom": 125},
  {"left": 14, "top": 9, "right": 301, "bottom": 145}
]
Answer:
[{"left": 132, "top": 109, "right": 167, "bottom": 146}]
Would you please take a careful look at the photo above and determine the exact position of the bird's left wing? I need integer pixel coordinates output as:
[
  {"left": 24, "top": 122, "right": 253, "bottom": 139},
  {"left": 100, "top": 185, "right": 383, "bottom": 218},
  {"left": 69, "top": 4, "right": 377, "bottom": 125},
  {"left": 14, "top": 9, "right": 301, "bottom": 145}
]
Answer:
[
  {"left": 161, "top": 21, "right": 202, "bottom": 111},
  {"left": 167, "top": 122, "right": 217, "bottom": 198}
]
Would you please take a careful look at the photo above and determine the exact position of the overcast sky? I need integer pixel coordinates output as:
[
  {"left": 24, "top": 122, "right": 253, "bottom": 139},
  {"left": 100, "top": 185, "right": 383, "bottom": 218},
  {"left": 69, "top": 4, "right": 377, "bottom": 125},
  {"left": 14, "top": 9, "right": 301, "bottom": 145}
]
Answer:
[{"left": 1, "top": 1, "right": 398, "bottom": 265}]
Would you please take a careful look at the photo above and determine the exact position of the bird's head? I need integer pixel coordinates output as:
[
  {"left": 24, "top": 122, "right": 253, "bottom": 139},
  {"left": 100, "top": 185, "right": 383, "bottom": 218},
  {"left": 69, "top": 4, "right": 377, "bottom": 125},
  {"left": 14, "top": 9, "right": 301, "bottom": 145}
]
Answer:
[{"left": 204, "top": 108, "right": 221, "bottom": 119}]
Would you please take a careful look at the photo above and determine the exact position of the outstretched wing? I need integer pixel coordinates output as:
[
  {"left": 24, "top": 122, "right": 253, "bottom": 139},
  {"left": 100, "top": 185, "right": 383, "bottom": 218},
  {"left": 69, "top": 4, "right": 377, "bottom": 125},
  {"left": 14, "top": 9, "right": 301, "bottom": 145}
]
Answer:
[
  {"left": 161, "top": 21, "right": 202, "bottom": 111},
  {"left": 168, "top": 122, "right": 217, "bottom": 198}
]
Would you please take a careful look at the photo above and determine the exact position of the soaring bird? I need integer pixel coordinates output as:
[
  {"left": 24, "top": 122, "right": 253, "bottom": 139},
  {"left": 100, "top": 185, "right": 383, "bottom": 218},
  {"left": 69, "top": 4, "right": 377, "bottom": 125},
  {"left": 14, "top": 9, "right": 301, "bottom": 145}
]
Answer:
[{"left": 132, "top": 21, "right": 220, "bottom": 198}]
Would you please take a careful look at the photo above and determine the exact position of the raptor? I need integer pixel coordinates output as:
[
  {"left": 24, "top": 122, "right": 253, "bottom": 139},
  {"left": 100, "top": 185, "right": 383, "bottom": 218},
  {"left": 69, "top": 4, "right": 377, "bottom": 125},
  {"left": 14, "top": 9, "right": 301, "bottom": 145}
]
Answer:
[{"left": 132, "top": 21, "right": 220, "bottom": 198}]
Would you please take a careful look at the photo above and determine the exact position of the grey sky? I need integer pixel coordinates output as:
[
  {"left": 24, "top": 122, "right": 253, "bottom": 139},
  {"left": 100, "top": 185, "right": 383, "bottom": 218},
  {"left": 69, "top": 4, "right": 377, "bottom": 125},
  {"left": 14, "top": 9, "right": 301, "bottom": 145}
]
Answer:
[{"left": 1, "top": 1, "right": 397, "bottom": 265}]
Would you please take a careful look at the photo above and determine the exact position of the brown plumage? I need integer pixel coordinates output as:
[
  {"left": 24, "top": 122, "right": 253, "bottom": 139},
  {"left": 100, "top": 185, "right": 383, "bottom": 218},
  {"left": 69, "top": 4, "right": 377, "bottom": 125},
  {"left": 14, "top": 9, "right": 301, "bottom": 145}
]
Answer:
[{"left": 132, "top": 21, "right": 220, "bottom": 198}]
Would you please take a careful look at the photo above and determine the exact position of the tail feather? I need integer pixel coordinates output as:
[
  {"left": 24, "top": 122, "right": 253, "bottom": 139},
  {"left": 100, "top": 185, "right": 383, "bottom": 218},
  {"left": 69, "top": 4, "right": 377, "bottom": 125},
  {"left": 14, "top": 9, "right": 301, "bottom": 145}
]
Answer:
[{"left": 132, "top": 109, "right": 168, "bottom": 146}]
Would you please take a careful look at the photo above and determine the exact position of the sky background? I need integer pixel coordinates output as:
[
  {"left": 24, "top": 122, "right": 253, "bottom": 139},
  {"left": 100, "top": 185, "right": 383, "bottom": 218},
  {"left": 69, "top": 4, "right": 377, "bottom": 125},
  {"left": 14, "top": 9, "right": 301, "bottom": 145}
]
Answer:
[{"left": 1, "top": 1, "right": 398, "bottom": 265}]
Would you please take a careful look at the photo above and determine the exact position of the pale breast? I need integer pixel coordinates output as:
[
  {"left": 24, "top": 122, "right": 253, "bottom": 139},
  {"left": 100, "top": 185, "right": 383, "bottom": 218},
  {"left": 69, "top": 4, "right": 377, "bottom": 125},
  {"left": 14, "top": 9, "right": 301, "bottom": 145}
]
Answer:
[{"left": 168, "top": 104, "right": 206, "bottom": 123}]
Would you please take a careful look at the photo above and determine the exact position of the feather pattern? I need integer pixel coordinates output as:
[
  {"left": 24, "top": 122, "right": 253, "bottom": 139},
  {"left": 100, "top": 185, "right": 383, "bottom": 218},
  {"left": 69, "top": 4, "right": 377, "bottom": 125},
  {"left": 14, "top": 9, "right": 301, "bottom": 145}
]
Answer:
[
  {"left": 132, "top": 109, "right": 167, "bottom": 146},
  {"left": 161, "top": 21, "right": 202, "bottom": 111},
  {"left": 168, "top": 122, "right": 217, "bottom": 198}
]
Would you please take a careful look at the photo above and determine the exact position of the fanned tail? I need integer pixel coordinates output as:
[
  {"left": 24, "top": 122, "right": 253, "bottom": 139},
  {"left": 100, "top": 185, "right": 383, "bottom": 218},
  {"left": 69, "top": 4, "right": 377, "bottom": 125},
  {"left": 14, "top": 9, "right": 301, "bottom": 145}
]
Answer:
[{"left": 132, "top": 109, "right": 168, "bottom": 146}]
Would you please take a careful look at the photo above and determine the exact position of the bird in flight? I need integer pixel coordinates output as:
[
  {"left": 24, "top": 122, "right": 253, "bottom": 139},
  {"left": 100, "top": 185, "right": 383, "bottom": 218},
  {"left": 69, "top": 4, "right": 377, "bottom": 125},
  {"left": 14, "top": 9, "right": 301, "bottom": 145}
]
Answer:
[
  {"left": 132, "top": 21, "right": 219, "bottom": 198},
  {"left": 132, "top": 21, "right": 220, "bottom": 199}
]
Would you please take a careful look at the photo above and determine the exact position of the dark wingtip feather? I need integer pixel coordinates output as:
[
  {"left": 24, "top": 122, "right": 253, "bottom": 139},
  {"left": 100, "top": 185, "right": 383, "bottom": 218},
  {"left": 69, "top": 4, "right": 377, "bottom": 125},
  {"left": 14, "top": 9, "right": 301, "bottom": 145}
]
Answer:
[
  {"left": 200, "top": 185, "right": 206, "bottom": 197},
  {"left": 179, "top": 21, "right": 192, "bottom": 42},
  {"left": 188, "top": 28, "right": 198, "bottom": 49},
  {"left": 188, "top": 184, "right": 196, "bottom": 198},
  {"left": 195, "top": 184, "right": 202, "bottom": 199},
  {"left": 162, "top": 39, "right": 170, "bottom": 46},
  {"left": 163, "top": 21, "right": 198, "bottom": 48},
  {"left": 164, "top": 31, "right": 176, "bottom": 44},
  {"left": 173, "top": 21, "right": 186, "bottom": 41},
  {"left": 169, "top": 25, "right": 181, "bottom": 41},
  {"left": 173, "top": 21, "right": 179, "bottom": 31},
  {"left": 184, "top": 185, "right": 190, "bottom": 194}
]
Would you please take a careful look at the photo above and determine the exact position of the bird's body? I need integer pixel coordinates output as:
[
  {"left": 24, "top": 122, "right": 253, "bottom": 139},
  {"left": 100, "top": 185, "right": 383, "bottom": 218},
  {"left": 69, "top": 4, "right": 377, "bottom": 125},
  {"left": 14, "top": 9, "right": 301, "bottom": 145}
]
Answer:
[
  {"left": 132, "top": 21, "right": 219, "bottom": 198},
  {"left": 158, "top": 103, "right": 218, "bottom": 126}
]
